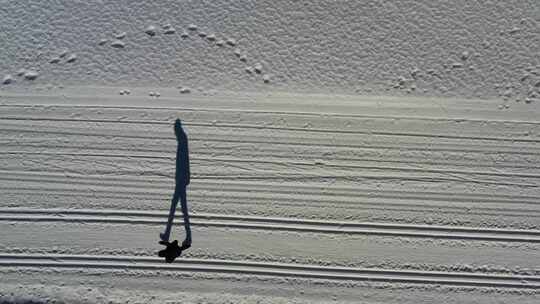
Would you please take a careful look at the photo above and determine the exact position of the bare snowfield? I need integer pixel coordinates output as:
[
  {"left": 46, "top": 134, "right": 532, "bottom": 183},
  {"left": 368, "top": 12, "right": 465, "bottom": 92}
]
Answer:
[{"left": 1, "top": 0, "right": 540, "bottom": 303}]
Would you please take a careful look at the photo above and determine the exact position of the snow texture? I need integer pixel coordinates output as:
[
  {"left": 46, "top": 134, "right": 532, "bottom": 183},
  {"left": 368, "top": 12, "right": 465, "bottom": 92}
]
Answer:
[
  {"left": 0, "top": 0, "right": 539, "bottom": 100},
  {"left": 1, "top": 1, "right": 540, "bottom": 303}
]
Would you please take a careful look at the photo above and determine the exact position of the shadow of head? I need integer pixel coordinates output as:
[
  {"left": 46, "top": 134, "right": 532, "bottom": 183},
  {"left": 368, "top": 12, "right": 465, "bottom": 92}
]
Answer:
[{"left": 174, "top": 119, "right": 183, "bottom": 136}]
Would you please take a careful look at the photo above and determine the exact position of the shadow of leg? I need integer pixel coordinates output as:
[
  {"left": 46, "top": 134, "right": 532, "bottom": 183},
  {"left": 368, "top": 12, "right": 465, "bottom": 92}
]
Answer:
[
  {"left": 160, "top": 193, "right": 180, "bottom": 242},
  {"left": 180, "top": 187, "right": 192, "bottom": 248}
]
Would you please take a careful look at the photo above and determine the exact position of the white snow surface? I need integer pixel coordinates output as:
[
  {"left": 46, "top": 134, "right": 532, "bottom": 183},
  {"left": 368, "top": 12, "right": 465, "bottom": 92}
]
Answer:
[
  {"left": 0, "top": 0, "right": 539, "bottom": 99},
  {"left": 0, "top": 88, "right": 539, "bottom": 302},
  {"left": 1, "top": 0, "right": 540, "bottom": 303}
]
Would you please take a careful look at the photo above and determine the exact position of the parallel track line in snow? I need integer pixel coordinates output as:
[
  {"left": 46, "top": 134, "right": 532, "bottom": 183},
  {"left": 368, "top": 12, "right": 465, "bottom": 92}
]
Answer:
[
  {"left": 4, "top": 103, "right": 540, "bottom": 125},
  {"left": 4, "top": 126, "right": 540, "bottom": 156},
  {"left": 1, "top": 209, "right": 539, "bottom": 242},
  {"left": 3, "top": 151, "right": 540, "bottom": 180},
  {"left": 2, "top": 208, "right": 539, "bottom": 236},
  {"left": 3, "top": 189, "right": 539, "bottom": 219},
  {"left": 3, "top": 143, "right": 540, "bottom": 172},
  {"left": 2, "top": 169, "right": 535, "bottom": 188},
  {"left": 1, "top": 116, "right": 539, "bottom": 143},
  {"left": 0, "top": 253, "right": 538, "bottom": 289},
  {"left": 2, "top": 171, "right": 539, "bottom": 207},
  {"left": 4, "top": 143, "right": 540, "bottom": 171}
]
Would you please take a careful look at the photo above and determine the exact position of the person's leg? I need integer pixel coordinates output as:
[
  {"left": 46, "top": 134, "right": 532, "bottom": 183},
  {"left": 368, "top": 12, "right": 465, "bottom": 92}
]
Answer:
[
  {"left": 179, "top": 186, "right": 192, "bottom": 246},
  {"left": 160, "top": 191, "right": 180, "bottom": 242}
]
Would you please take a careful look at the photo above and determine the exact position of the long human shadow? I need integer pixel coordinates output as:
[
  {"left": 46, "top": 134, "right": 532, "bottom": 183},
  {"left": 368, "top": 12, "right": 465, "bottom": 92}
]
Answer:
[{"left": 159, "top": 119, "right": 192, "bottom": 251}]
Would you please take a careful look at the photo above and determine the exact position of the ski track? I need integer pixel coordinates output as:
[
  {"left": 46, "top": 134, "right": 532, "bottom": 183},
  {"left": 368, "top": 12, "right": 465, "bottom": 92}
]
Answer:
[
  {"left": 1, "top": 253, "right": 539, "bottom": 289},
  {"left": 0, "top": 91, "right": 539, "bottom": 300},
  {"left": 0, "top": 208, "right": 539, "bottom": 243}
]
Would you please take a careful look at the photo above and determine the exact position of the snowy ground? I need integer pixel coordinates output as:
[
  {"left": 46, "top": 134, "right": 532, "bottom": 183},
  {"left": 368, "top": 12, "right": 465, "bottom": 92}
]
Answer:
[
  {"left": 1, "top": 1, "right": 539, "bottom": 100},
  {"left": 0, "top": 88, "right": 539, "bottom": 303},
  {"left": 1, "top": 0, "right": 540, "bottom": 303}
]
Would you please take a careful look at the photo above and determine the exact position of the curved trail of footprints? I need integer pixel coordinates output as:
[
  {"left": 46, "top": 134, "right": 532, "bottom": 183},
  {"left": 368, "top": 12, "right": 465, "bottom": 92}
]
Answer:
[
  {"left": 105, "top": 22, "right": 272, "bottom": 89},
  {"left": 2, "top": 22, "right": 271, "bottom": 90}
]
